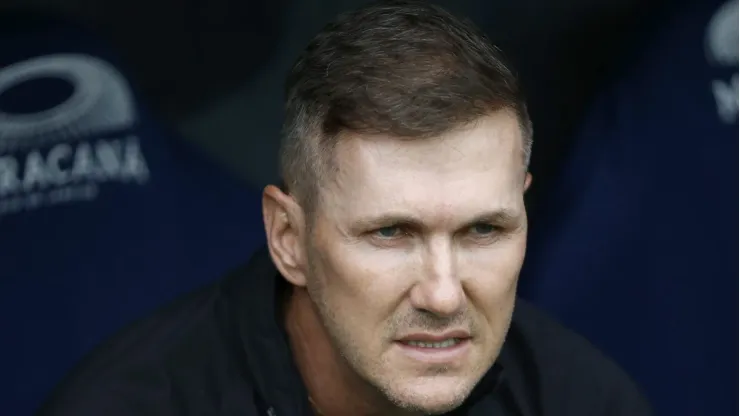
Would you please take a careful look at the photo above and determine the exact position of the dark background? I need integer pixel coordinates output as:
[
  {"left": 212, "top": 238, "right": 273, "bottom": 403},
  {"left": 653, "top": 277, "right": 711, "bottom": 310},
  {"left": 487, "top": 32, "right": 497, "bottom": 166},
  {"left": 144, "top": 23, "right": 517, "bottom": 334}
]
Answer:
[{"left": 0, "top": 0, "right": 679, "bottom": 209}]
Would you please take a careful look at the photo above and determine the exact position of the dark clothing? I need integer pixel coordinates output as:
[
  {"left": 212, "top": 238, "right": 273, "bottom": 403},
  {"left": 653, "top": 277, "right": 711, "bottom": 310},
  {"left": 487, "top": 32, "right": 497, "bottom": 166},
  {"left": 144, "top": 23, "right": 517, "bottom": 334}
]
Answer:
[{"left": 39, "top": 248, "right": 652, "bottom": 416}]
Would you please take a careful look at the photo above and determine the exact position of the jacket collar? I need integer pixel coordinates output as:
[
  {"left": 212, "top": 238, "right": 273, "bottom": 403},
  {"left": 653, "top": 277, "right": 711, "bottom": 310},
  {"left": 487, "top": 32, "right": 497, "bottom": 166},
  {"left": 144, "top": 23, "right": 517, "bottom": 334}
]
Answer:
[
  {"left": 222, "top": 247, "right": 311, "bottom": 415},
  {"left": 223, "top": 247, "right": 517, "bottom": 415}
]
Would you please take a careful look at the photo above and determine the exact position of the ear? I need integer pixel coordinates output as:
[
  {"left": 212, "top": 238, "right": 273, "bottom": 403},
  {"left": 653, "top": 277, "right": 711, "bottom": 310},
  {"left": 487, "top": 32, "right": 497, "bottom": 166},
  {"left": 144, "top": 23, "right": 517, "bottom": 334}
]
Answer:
[
  {"left": 523, "top": 172, "right": 533, "bottom": 193},
  {"left": 262, "top": 185, "right": 309, "bottom": 287}
]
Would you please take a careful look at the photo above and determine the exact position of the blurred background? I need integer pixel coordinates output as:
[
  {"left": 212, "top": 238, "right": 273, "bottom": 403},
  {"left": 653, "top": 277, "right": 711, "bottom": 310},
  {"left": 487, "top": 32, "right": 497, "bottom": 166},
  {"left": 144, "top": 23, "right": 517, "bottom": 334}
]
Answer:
[{"left": 0, "top": 0, "right": 736, "bottom": 414}]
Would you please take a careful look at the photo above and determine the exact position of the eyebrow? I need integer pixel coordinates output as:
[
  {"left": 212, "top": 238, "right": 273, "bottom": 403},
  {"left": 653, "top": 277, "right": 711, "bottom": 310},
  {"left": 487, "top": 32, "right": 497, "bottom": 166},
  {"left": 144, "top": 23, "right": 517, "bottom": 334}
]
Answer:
[{"left": 351, "top": 208, "right": 522, "bottom": 233}]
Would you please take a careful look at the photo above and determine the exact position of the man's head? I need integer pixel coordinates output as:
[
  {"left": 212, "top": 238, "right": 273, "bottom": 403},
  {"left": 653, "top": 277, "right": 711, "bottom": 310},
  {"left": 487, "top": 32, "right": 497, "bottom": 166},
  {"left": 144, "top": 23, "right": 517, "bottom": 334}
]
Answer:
[{"left": 264, "top": 1, "right": 532, "bottom": 414}]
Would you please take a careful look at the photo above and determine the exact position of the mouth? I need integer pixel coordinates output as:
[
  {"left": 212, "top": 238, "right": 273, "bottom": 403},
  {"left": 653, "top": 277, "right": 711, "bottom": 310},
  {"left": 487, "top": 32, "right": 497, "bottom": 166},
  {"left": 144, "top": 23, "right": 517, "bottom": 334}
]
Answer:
[
  {"left": 400, "top": 338, "right": 465, "bottom": 349},
  {"left": 394, "top": 332, "right": 472, "bottom": 364}
]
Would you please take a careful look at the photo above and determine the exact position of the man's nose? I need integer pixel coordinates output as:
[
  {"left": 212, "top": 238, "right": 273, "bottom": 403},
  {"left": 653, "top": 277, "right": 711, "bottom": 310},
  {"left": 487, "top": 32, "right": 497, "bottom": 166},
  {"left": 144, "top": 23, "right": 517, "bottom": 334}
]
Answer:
[{"left": 408, "top": 238, "right": 465, "bottom": 317}]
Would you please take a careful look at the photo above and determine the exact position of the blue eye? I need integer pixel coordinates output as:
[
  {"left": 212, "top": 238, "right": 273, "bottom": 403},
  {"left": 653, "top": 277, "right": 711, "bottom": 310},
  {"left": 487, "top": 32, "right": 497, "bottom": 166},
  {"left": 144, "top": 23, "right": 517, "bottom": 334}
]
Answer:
[
  {"left": 375, "top": 226, "right": 402, "bottom": 238},
  {"left": 470, "top": 223, "right": 496, "bottom": 235}
]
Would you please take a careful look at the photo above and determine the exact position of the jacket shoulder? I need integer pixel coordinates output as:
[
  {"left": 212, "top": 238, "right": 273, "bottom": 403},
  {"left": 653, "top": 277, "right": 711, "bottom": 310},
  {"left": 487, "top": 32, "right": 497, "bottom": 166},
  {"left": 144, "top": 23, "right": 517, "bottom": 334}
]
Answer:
[
  {"left": 503, "top": 299, "right": 652, "bottom": 415},
  {"left": 37, "top": 285, "right": 260, "bottom": 416}
]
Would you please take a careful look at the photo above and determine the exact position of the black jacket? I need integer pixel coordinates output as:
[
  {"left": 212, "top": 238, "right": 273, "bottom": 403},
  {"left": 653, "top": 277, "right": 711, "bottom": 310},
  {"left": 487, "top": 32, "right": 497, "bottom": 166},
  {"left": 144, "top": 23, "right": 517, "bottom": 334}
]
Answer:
[{"left": 39, "top": 249, "right": 652, "bottom": 415}]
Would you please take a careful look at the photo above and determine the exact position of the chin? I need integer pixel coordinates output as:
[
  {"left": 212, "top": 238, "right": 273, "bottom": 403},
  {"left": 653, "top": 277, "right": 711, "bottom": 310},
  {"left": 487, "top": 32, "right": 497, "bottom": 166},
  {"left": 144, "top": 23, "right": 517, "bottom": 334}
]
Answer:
[{"left": 382, "top": 375, "right": 474, "bottom": 415}]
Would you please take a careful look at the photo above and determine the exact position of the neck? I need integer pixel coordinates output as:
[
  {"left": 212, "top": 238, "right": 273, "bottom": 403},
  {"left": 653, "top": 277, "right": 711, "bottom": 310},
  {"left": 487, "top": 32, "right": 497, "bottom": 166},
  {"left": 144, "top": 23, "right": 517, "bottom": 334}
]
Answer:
[{"left": 284, "top": 287, "right": 405, "bottom": 416}]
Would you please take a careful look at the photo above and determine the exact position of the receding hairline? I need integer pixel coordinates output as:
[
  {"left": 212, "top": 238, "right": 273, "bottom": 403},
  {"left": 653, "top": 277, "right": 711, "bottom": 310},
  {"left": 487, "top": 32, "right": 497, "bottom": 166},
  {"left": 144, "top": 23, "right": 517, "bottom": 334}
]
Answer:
[
  {"left": 278, "top": 0, "right": 533, "bottom": 215},
  {"left": 288, "top": 109, "right": 532, "bottom": 213}
]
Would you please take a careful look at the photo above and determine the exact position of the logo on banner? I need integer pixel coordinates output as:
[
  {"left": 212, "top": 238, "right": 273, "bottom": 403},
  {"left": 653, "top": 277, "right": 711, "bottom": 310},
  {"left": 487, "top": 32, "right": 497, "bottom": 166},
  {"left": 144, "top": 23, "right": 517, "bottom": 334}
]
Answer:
[
  {"left": 705, "top": 0, "right": 739, "bottom": 124},
  {"left": 0, "top": 53, "right": 150, "bottom": 216}
]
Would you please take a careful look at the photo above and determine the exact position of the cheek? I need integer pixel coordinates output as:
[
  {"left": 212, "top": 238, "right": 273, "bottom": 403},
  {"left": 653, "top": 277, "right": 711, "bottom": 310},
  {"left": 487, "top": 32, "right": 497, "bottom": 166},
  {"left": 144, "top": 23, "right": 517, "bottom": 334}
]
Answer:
[
  {"left": 312, "top": 241, "right": 414, "bottom": 326},
  {"left": 462, "top": 238, "right": 526, "bottom": 306}
]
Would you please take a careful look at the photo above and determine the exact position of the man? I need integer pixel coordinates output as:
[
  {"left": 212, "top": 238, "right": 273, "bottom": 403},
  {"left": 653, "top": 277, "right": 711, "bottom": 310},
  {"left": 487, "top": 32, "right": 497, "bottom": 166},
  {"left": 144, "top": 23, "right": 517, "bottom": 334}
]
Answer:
[{"left": 39, "top": 1, "right": 652, "bottom": 415}]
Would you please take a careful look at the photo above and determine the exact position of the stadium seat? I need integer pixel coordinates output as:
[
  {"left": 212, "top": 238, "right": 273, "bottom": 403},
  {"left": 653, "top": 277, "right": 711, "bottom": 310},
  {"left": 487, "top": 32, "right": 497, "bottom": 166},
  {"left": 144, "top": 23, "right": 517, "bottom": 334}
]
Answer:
[
  {"left": 0, "top": 14, "right": 265, "bottom": 414},
  {"left": 519, "top": 1, "right": 738, "bottom": 415}
]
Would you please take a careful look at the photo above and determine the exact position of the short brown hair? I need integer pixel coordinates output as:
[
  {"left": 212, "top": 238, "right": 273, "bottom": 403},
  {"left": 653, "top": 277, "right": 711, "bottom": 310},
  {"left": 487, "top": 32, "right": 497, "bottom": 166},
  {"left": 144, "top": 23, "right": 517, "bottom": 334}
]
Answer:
[{"left": 280, "top": 0, "right": 532, "bottom": 211}]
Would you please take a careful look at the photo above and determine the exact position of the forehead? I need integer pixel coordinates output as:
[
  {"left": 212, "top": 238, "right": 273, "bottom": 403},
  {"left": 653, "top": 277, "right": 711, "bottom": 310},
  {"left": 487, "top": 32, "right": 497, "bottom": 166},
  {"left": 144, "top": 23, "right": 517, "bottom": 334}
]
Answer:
[{"left": 322, "top": 111, "right": 525, "bottom": 223}]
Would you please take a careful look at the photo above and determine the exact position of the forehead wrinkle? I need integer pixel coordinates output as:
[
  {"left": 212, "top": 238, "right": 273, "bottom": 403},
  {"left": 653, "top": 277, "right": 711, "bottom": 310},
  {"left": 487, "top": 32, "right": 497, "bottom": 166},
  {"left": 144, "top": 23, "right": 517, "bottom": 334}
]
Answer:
[
  {"left": 319, "top": 113, "right": 524, "bottom": 220},
  {"left": 346, "top": 189, "right": 523, "bottom": 233},
  {"left": 357, "top": 119, "right": 518, "bottom": 173}
]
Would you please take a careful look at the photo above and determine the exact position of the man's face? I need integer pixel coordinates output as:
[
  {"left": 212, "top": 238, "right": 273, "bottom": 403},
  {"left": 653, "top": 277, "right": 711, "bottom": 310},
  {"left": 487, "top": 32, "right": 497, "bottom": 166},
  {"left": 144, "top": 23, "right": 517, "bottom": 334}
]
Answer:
[{"left": 305, "top": 111, "right": 529, "bottom": 414}]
